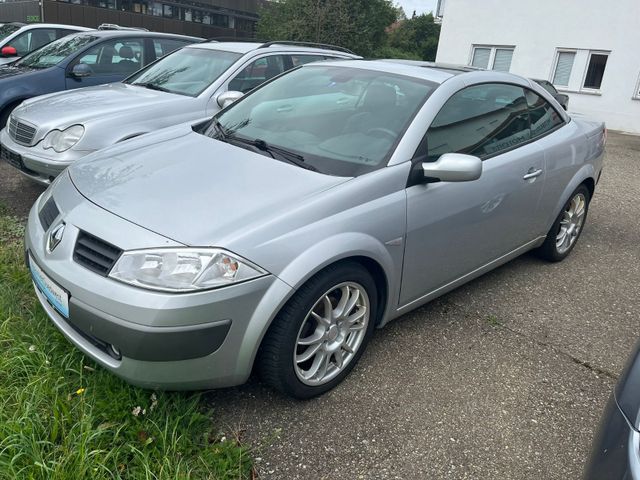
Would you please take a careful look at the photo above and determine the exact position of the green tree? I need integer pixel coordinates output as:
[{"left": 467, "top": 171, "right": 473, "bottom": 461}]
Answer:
[
  {"left": 385, "top": 12, "right": 441, "bottom": 61},
  {"left": 257, "top": 0, "right": 398, "bottom": 57}
]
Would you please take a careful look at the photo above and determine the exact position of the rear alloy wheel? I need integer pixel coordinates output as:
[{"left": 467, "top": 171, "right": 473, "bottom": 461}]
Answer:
[
  {"left": 537, "top": 185, "right": 590, "bottom": 262},
  {"left": 258, "top": 263, "right": 377, "bottom": 399}
]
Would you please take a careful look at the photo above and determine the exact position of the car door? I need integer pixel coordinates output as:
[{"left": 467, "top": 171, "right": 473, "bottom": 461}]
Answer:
[
  {"left": 399, "top": 82, "right": 547, "bottom": 306},
  {"left": 65, "top": 37, "right": 145, "bottom": 89}
]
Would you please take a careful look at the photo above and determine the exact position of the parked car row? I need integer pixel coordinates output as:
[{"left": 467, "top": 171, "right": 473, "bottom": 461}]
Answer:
[{"left": 1, "top": 26, "right": 626, "bottom": 474}]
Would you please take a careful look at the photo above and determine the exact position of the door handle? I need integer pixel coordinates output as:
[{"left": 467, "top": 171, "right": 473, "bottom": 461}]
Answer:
[
  {"left": 276, "top": 104, "right": 293, "bottom": 113},
  {"left": 523, "top": 168, "right": 543, "bottom": 180}
]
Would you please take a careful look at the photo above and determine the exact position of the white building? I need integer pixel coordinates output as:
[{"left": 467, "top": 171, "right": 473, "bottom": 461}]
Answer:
[{"left": 435, "top": 0, "right": 640, "bottom": 133}]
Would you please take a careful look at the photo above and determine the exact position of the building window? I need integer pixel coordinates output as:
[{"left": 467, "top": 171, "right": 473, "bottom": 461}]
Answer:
[
  {"left": 552, "top": 51, "right": 575, "bottom": 87},
  {"left": 470, "top": 45, "right": 514, "bottom": 72},
  {"left": 583, "top": 52, "right": 608, "bottom": 90}
]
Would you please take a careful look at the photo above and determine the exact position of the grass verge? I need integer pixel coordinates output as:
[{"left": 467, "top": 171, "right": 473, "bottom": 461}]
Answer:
[{"left": 0, "top": 206, "right": 252, "bottom": 479}]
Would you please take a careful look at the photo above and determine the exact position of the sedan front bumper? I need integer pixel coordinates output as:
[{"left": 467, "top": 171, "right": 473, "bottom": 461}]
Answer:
[
  {"left": 25, "top": 176, "right": 293, "bottom": 389},
  {"left": 0, "top": 127, "right": 93, "bottom": 185}
]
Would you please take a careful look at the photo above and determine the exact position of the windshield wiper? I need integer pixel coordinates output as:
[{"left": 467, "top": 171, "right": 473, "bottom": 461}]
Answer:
[
  {"left": 134, "top": 82, "right": 172, "bottom": 93},
  {"left": 211, "top": 118, "right": 230, "bottom": 140},
  {"left": 228, "top": 136, "right": 318, "bottom": 172}
]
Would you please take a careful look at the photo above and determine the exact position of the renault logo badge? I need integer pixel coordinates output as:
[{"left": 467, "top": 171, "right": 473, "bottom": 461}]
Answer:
[{"left": 46, "top": 222, "right": 65, "bottom": 253}]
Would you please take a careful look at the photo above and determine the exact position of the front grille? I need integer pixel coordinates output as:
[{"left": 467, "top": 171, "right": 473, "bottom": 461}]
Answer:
[
  {"left": 7, "top": 116, "right": 37, "bottom": 146},
  {"left": 73, "top": 231, "right": 122, "bottom": 276},
  {"left": 38, "top": 197, "right": 59, "bottom": 231}
]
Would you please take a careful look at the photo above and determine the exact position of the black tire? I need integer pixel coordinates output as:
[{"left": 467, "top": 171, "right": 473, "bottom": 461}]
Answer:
[
  {"left": 257, "top": 262, "right": 377, "bottom": 399},
  {"left": 536, "top": 184, "right": 590, "bottom": 262}
]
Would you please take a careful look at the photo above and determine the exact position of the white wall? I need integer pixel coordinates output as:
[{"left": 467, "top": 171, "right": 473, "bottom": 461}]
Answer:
[{"left": 435, "top": 0, "right": 640, "bottom": 133}]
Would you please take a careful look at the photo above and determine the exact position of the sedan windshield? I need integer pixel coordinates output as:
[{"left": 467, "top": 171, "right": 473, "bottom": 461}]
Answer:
[
  {"left": 207, "top": 65, "right": 437, "bottom": 177},
  {"left": 126, "top": 47, "right": 242, "bottom": 96},
  {"left": 0, "top": 24, "right": 21, "bottom": 42},
  {"left": 16, "top": 34, "right": 97, "bottom": 69}
]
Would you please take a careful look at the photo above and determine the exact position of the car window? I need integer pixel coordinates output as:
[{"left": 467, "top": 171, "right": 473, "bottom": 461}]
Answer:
[
  {"left": 211, "top": 65, "right": 437, "bottom": 177},
  {"left": 525, "top": 89, "right": 564, "bottom": 139},
  {"left": 126, "top": 47, "right": 242, "bottom": 96},
  {"left": 228, "top": 55, "right": 288, "bottom": 94},
  {"left": 0, "top": 23, "right": 21, "bottom": 42},
  {"left": 10, "top": 28, "right": 57, "bottom": 56},
  {"left": 76, "top": 38, "right": 144, "bottom": 75},
  {"left": 56, "top": 29, "right": 79, "bottom": 39},
  {"left": 290, "top": 54, "right": 333, "bottom": 67},
  {"left": 426, "top": 83, "right": 532, "bottom": 161},
  {"left": 538, "top": 80, "right": 558, "bottom": 96},
  {"left": 16, "top": 34, "right": 98, "bottom": 69},
  {"left": 152, "top": 38, "right": 191, "bottom": 58}
]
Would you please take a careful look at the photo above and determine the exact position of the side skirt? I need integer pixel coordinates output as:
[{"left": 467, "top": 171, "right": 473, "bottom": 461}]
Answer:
[{"left": 382, "top": 236, "right": 546, "bottom": 326}]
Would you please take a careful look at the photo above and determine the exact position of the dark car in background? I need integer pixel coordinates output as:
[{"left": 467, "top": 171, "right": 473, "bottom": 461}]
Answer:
[
  {"left": 0, "top": 29, "right": 201, "bottom": 126},
  {"left": 585, "top": 340, "right": 640, "bottom": 479},
  {"left": 533, "top": 78, "right": 569, "bottom": 110}
]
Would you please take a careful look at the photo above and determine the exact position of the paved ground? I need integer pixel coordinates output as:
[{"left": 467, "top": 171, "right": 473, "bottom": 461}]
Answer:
[{"left": 2, "top": 133, "right": 639, "bottom": 479}]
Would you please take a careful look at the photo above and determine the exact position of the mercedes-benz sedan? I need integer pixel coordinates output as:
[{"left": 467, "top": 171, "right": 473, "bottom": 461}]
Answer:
[{"left": 25, "top": 60, "right": 605, "bottom": 398}]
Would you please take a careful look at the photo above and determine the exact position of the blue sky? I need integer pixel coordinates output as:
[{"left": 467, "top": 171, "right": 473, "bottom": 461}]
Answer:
[{"left": 395, "top": 0, "right": 438, "bottom": 16}]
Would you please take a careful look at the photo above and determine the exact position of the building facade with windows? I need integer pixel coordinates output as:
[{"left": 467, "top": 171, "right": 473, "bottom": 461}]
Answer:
[
  {"left": 435, "top": 0, "right": 640, "bottom": 133},
  {"left": 0, "top": 0, "right": 259, "bottom": 39}
]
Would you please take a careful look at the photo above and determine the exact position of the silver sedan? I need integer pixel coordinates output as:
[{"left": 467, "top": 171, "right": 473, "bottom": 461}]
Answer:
[{"left": 25, "top": 60, "right": 605, "bottom": 398}]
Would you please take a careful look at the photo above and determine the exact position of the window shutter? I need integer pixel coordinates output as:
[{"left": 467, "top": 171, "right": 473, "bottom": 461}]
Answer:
[
  {"left": 471, "top": 47, "right": 491, "bottom": 69},
  {"left": 492, "top": 49, "right": 514, "bottom": 72},
  {"left": 552, "top": 52, "right": 575, "bottom": 86}
]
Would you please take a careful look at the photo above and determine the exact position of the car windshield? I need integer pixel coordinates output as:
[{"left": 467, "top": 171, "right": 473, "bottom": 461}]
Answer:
[
  {"left": 206, "top": 65, "right": 437, "bottom": 176},
  {"left": 0, "top": 24, "right": 21, "bottom": 42},
  {"left": 126, "top": 47, "right": 242, "bottom": 97},
  {"left": 16, "top": 34, "right": 97, "bottom": 69}
]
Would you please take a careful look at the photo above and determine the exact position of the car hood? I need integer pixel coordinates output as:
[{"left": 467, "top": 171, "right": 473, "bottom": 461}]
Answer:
[
  {"left": 0, "top": 64, "right": 46, "bottom": 81},
  {"left": 17, "top": 83, "right": 183, "bottom": 128},
  {"left": 68, "top": 127, "right": 349, "bottom": 246}
]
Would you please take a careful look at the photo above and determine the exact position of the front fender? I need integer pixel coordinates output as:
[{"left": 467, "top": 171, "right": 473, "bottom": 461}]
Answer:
[{"left": 234, "top": 232, "right": 400, "bottom": 382}]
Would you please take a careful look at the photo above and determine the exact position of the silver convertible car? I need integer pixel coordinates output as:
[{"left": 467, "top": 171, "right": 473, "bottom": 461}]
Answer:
[{"left": 25, "top": 60, "right": 605, "bottom": 398}]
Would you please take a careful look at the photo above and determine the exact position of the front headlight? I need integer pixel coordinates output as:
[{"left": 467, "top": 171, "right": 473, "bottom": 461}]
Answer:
[
  {"left": 42, "top": 125, "right": 85, "bottom": 153},
  {"left": 109, "top": 248, "right": 268, "bottom": 292}
]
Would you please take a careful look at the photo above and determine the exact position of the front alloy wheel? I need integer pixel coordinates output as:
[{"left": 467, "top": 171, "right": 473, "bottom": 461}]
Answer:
[
  {"left": 294, "top": 282, "right": 369, "bottom": 386},
  {"left": 258, "top": 262, "right": 377, "bottom": 399}
]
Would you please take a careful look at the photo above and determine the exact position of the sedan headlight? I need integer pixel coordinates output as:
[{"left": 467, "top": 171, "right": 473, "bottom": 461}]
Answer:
[
  {"left": 109, "top": 248, "right": 268, "bottom": 292},
  {"left": 42, "top": 125, "right": 85, "bottom": 153}
]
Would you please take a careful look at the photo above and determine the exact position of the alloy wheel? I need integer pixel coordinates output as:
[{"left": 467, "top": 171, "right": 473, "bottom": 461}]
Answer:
[
  {"left": 556, "top": 192, "right": 587, "bottom": 254},
  {"left": 293, "top": 282, "right": 370, "bottom": 386}
]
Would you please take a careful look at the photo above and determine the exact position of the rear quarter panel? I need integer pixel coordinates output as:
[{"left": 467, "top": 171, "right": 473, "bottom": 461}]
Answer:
[{"left": 536, "top": 118, "right": 604, "bottom": 232}]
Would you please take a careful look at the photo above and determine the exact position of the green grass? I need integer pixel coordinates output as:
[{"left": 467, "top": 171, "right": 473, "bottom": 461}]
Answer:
[{"left": 0, "top": 207, "right": 252, "bottom": 479}]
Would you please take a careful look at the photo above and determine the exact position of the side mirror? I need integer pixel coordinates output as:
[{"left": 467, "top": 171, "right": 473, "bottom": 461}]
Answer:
[
  {"left": 1, "top": 46, "right": 17, "bottom": 57},
  {"left": 216, "top": 90, "right": 243, "bottom": 109},
  {"left": 70, "top": 63, "right": 92, "bottom": 78},
  {"left": 422, "top": 153, "right": 482, "bottom": 182}
]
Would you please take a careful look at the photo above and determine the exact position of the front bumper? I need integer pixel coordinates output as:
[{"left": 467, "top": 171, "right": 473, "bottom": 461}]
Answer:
[
  {"left": 26, "top": 175, "right": 293, "bottom": 389},
  {"left": 0, "top": 127, "right": 93, "bottom": 186}
]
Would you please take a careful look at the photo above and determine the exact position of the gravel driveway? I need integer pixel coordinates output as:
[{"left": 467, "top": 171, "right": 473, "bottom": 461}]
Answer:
[{"left": 2, "top": 132, "right": 638, "bottom": 480}]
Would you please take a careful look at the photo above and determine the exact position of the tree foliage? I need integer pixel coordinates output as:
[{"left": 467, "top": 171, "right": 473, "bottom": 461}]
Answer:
[
  {"left": 257, "top": 2, "right": 441, "bottom": 60},
  {"left": 385, "top": 12, "right": 441, "bottom": 61},
  {"left": 257, "top": 0, "right": 398, "bottom": 57}
]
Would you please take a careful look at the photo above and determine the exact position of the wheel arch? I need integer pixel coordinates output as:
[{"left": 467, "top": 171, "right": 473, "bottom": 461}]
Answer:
[
  {"left": 238, "top": 236, "right": 397, "bottom": 381},
  {"left": 545, "top": 166, "right": 597, "bottom": 231}
]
